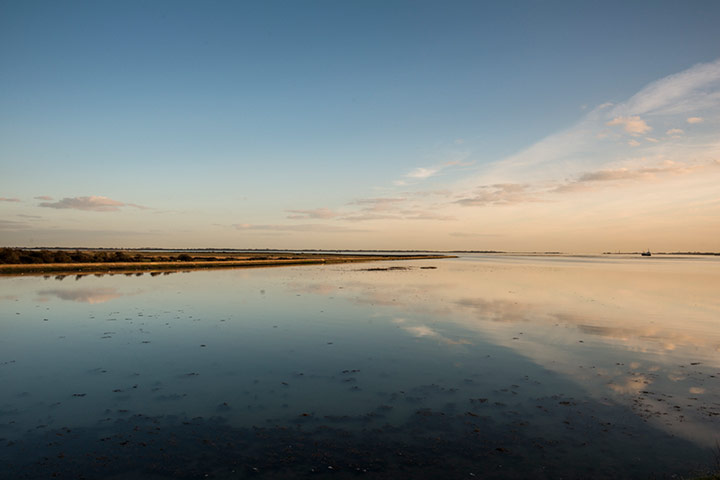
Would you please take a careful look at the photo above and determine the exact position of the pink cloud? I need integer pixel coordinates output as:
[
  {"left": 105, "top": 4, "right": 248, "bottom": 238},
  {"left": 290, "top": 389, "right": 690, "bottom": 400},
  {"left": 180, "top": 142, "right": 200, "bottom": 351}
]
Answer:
[{"left": 39, "top": 196, "right": 149, "bottom": 212}]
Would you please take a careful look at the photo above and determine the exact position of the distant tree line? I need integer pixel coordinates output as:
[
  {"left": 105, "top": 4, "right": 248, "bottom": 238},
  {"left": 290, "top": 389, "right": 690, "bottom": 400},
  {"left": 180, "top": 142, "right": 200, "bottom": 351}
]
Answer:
[{"left": 0, "top": 248, "right": 197, "bottom": 264}]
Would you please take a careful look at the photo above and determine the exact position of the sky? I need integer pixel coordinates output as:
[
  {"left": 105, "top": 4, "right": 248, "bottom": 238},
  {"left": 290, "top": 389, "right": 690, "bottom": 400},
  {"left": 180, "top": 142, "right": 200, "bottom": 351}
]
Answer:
[{"left": 1, "top": 0, "right": 719, "bottom": 252}]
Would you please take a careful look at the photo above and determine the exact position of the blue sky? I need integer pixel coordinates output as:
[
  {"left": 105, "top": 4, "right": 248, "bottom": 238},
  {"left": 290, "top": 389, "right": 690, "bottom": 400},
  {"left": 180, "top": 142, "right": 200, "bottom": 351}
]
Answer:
[{"left": 2, "top": 1, "right": 719, "bottom": 251}]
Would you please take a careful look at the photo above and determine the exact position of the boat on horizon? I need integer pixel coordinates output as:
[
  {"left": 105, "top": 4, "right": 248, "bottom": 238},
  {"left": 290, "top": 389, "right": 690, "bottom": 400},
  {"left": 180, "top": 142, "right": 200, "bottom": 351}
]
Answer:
[{"left": 641, "top": 250, "right": 652, "bottom": 257}]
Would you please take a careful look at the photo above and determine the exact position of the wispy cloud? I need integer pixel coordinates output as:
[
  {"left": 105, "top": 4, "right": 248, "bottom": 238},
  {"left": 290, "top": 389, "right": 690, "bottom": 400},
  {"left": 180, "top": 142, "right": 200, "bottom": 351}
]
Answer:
[
  {"left": 455, "top": 58, "right": 720, "bottom": 193},
  {"left": 0, "top": 197, "right": 21, "bottom": 202},
  {"left": 550, "top": 161, "right": 716, "bottom": 193},
  {"left": 456, "top": 184, "right": 541, "bottom": 207},
  {"left": 617, "top": 60, "right": 720, "bottom": 116},
  {"left": 233, "top": 223, "right": 369, "bottom": 233},
  {"left": 342, "top": 196, "right": 455, "bottom": 221},
  {"left": 286, "top": 208, "right": 340, "bottom": 219},
  {"left": 406, "top": 167, "right": 440, "bottom": 179},
  {"left": 340, "top": 213, "right": 399, "bottom": 222},
  {"left": 34, "top": 195, "right": 53, "bottom": 201},
  {"left": 394, "top": 154, "right": 474, "bottom": 186},
  {"left": 577, "top": 164, "right": 701, "bottom": 182},
  {"left": 348, "top": 197, "right": 406, "bottom": 212},
  {"left": 687, "top": 116, "right": 704, "bottom": 124},
  {"left": 666, "top": 128, "right": 684, "bottom": 136},
  {"left": 38, "top": 196, "right": 150, "bottom": 212},
  {"left": 399, "top": 210, "right": 455, "bottom": 221}
]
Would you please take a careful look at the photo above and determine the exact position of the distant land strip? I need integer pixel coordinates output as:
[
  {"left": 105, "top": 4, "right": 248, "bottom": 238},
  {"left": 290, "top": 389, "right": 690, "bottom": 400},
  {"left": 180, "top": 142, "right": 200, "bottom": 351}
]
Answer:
[{"left": 0, "top": 248, "right": 454, "bottom": 275}]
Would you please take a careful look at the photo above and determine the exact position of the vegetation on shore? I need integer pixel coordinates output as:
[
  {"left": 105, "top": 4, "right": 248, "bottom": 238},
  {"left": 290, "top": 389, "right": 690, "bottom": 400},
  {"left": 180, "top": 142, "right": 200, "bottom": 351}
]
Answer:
[
  {"left": 0, "top": 248, "right": 279, "bottom": 265},
  {"left": 0, "top": 248, "right": 452, "bottom": 275}
]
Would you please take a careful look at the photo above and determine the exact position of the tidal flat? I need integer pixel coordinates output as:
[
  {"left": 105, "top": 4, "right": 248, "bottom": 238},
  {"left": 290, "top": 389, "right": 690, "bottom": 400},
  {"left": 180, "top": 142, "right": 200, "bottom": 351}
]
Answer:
[{"left": 1, "top": 254, "right": 719, "bottom": 479}]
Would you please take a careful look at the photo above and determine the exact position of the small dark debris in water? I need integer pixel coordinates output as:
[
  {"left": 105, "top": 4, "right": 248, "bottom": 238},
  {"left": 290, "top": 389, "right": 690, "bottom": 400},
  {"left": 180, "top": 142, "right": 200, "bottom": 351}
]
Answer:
[
  {"left": 690, "top": 362, "right": 701, "bottom": 365},
  {"left": 327, "top": 342, "right": 333, "bottom": 345},
  {"left": 72, "top": 393, "right": 86, "bottom": 397},
  {"left": 200, "top": 344, "right": 206, "bottom": 347},
  {"left": 141, "top": 341, "right": 151, "bottom": 344},
  {"left": 341, "top": 369, "right": 360, "bottom": 374},
  {"left": 420, "top": 266, "right": 437, "bottom": 269},
  {"left": 183, "top": 372, "right": 199, "bottom": 377}
]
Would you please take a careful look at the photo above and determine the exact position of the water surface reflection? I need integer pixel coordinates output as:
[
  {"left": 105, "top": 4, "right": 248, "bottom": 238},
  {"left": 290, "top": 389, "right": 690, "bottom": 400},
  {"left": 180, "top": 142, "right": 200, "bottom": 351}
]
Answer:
[{"left": 1, "top": 255, "right": 718, "bottom": 479}]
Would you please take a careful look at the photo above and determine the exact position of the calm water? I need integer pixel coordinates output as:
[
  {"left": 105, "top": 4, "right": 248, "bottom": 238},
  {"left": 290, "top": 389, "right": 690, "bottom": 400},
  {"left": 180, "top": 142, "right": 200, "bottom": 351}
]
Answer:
[{"left": 1, "top": 255, "right": 719, "bottom": 479}]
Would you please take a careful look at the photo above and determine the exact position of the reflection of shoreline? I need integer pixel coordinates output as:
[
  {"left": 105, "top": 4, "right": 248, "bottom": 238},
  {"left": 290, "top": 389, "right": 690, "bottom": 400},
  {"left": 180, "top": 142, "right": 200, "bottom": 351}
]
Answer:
[{"left": 0, "top": 255, "right": 453, "bottom": 276}]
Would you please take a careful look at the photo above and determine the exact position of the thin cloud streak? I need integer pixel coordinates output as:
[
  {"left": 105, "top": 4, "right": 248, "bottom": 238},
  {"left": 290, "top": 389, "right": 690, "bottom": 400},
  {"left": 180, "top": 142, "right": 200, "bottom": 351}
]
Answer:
[
  {"left": 456, "top": 184, "right": 541, "bottom": 207},
  {"left": 348, "top": 197, "right": 406, "bottom": 212},
  {"left": 38, "top": 196, "right": 150, "bottom": 212},
  {"left": 286, "top": 208, "right": 340, "bottom": 219},
  {"left": 395, "top": 154, "right": 473, "bottom": 185},
  {"left": 234, "top": 223, "right": 370, "bottom": 233}
]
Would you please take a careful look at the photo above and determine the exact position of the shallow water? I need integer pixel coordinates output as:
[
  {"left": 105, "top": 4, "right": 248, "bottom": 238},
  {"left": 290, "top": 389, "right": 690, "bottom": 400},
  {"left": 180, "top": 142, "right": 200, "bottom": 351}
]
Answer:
[{"left": 1, "top": 255, "right": 719, "bottom": 479}]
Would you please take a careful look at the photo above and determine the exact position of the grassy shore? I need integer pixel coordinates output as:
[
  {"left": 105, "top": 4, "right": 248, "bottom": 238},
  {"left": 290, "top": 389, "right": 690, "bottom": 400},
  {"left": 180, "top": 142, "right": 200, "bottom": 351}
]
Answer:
[{"left": 0, "top": 249, "right": 454, "bottom": 275}]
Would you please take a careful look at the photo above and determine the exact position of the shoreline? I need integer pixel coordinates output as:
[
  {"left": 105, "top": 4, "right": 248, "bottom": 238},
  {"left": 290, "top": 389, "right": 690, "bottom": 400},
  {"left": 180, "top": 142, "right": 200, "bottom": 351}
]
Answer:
[{"left": 0, "top": 254, "right": 454, "bottom": 276}]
